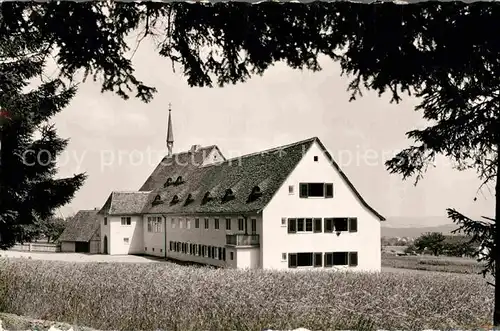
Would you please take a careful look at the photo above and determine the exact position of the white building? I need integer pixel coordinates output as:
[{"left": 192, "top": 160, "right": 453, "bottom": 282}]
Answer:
[{"left": 98, "top": 107, "right": 386, "bottom": 271}]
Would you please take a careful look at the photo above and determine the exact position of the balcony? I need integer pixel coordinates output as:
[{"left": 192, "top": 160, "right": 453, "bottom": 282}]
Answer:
[{"left": 226, "top": 234, "right": 260, "bottom": 247}]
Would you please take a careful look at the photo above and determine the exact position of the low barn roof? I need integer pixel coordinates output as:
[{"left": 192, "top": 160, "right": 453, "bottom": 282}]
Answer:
[
  {"left": 58, "top": 210, "right": 100, "bottom": 242},
  {"left": 99, "top": 191, "right": 151, "bottom": 216}
]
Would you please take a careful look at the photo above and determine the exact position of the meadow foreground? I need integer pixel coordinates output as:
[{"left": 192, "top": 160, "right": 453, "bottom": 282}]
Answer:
[{"left": 0, "top": 258, "right": 494, "bottom": 330}]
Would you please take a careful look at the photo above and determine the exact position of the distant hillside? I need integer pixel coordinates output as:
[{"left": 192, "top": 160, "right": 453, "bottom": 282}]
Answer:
[
  {"left": 381, "top": 224, "right": 459, "bottom": 238},
  {"left": 380, "top": 216, "right": 464, "bottom": 238}
]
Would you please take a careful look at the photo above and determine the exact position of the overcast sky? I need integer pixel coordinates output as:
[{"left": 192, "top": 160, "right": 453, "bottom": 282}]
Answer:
[{"left": 48, "top": 38, "right": 494, "bottom": 226}]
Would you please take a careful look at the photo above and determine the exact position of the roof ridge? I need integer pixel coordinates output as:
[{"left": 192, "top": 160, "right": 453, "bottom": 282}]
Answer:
[
  {"left": 201, "top": 137, "right": 318, "bottom": 168},
  {"left": 113, "top": 191, "right": 151, "bottom": 194},
  {"left": 162, "top": 145, "right": 216, "bottom": 159}
]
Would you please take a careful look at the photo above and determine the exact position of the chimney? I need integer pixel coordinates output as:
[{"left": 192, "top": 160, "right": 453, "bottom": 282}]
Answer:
[{"left": 190, "top": 145, "right": 201, "bottom": 153}]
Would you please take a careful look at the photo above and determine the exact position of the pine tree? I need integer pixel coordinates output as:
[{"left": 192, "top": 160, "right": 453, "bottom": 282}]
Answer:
[{"left": 0, "top": 34, "right": 86, "bottom": 249}]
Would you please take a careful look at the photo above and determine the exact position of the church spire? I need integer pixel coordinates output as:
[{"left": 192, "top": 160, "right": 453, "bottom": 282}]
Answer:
[{"left": 166, "top": 103, "right": 174, "bottom": 157}]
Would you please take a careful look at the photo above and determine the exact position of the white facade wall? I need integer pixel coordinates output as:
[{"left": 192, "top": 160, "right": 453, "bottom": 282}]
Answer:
[
  {"left": 101, "top": 214, "right": 110, "bottom": 254},
  {"left": 261, "top": 141, "right": 382, "bottom": 272},
  {"left": 152, "top": 214, "right": 262, "bottom": 267},
  {"left": 143, "top": 215, "right": 166, "bottom": 257},
  {"left": 236, "top": 247, "right": 260, "bottom": 269},
  {"left": 105, "top": 215, "right": 144, "bottom": 255},
  {"left": 201, "top": 148, "right": 224, "bottom": 166}
]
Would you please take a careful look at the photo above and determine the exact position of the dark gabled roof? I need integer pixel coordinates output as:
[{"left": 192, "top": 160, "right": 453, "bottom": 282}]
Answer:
[
  {"left": 58, "top": 210, "right": 100, "bottom": 242},
  {"left": 139, "top": 145, "right": 224, "bottom": 191},
  {"left": 142, "top": 137, "right": 385, "bottom": 221},
  {"left": 98, "top": 191, "right": 151, "bottom": 215},
  {"left": 143, "top": 137, "right": 317, "bottom": 215}
]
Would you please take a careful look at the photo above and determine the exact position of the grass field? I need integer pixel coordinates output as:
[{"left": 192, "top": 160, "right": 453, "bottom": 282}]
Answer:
[
  {"left": 381, "top": 253, "right": 485, "bottom": 274},
  {"left": 0, "top": 258, "right": 494, "bottom": 330}
]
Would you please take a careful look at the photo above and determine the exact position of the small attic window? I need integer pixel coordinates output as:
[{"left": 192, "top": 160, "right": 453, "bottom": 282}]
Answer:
[
  {"left": 314, "top": 156, "right": 319, "bottom": 162},
  {"left": 152, "top": 195, "right": 163, "bottom": 206},
  {"left": 171, "top": 195, "right": 180, "bottom": 204},
  {"left": 164, "top": 177, "right": 173, "bottom": 188},
  {"left": 222, "top": 188, "right": 235, "bottom": 203},
  {"left": 175, "top": 176, "right": 183, "bottom": 185},
  {"left": 202, "top": 192, "right": 212, "bottom": 204},
  {"left": 185, "top": 193, "right": 194, "bottom": 205},
  {"left": 251, "top": 186, "right": 262, "bottom": 196},
  {"left": 248, "top": 186, "right": 263, "bottom": 203}
]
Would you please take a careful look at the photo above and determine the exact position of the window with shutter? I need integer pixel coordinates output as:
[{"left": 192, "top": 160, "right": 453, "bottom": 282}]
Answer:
[
  {"left": 314, "top": 253, "right": 323, "bottom": 267},
  {"left": 314, "top": 218, "right": 322, "bottom": 233},
  {"left": 349, "top": 218, "right": 358, "bottom": 232},
  {"left": 288, "top": 253, "right": 298, "bottom": 268},
  {"left": 349, "top": 252, "right": 358, "bottom": 266},
  {"left": 288, "top": 218, "right": 297, "bottom": 233},
  {"left": 325, "top": 183, "right": 334, "bottom": 198},
  {"left": 324, "top": 218, "right": 333, "bottom": 233},
  {"left": 299, "top": 183, "right": 308, "bottom": 198},
  {"left": 324, "top": 253, "right": 333, "bottom": 267}
]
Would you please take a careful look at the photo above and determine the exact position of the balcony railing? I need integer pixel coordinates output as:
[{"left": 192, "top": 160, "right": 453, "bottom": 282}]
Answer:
[{"left": 226, "top": 234, "right": 260, "bottom": 246}]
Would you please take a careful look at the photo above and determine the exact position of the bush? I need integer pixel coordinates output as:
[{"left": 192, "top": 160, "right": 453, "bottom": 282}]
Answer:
[{"left": 0, "top": 258, "right": 493, "bottom": 330}]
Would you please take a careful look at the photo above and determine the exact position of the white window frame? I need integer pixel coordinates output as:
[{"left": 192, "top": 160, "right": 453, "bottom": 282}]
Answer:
[
  {"left": 296, "top": 218, "right": 314, "bottom": 233},
  {"left": 299, "top": 183, "right": 334, "bottom": 199},
  {"left": 214, "top": 218, "right": 219, "bottom": 230},
  {"left": 121, "top": 217, "right": 131, "bottom": 226},
  {"left": 186, "top": 219, "right": 191, "bottom": 229},
  {"left": 147, "top": 217, "right": 153, "bottom": 232},
  {"left": 172, "top": 218, "right": 176, "bottom": 228},
  {"left": 238, "top": 218, "right": 244, "bottom": 231},
  {"left": 225, "top": 218, "right": 231, "bottom": 230},
  {"left": 288, "top": 252, "right": 321, "bottom": 268}
]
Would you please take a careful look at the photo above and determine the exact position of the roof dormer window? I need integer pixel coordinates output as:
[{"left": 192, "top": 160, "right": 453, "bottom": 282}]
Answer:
[
  {"left": 171, "top": 195, "right": 180, "bottom": 204},
  {"left": 164, "top": 177, "right": 173, "bottom": 188},
  {"left": 222, "top": 188, "right": 235, "bottom": 202},
  {"left": 202, "top": 192, "right": 212, "bottom": 204},
  {"left": 152, "top": 194, "right": 163, "bottom": 206},
  {"left": 175, "top": 176, "right": 183, "bottom": 185},
  {"left": 251, "top": 186, "right": 262, "bottom": 197},
  {"left": 248, "top": 186, "right": 263, "bottom": 203},
  {"left": 185, "top": 193, "right": 194, "bottom": 205}
]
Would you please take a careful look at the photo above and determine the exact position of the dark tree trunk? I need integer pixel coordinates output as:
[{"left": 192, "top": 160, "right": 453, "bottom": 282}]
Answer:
[{"left": 494, "top": 145, "right": 500, "bottom": 326}]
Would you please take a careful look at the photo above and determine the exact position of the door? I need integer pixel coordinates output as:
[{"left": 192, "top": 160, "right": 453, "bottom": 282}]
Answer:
[
  {"left": 103, "top": 235, "right": 108, "bottom": 254},
  {"left": 75, "top": 242, "right": 89, "bottom": 253}
]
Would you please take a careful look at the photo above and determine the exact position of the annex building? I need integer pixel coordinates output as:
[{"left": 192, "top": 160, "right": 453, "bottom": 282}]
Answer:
[{"left": 98, "top": 107, "right": 385, "bottom": 271}]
